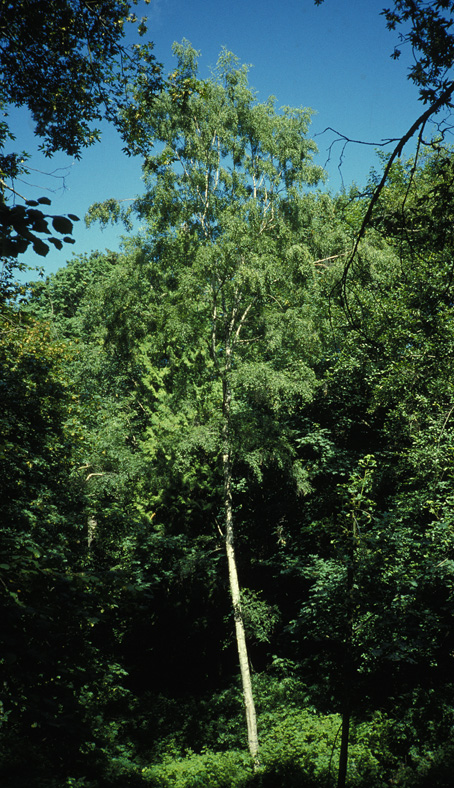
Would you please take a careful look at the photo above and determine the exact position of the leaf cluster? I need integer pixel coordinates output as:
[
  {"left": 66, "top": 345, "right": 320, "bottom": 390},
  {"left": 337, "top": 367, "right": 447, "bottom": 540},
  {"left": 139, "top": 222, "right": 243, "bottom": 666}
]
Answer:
[
  {"left": 0, "top": 195, "right": 79, "bottom": 262},
  {"left": 0, "top": 0, "right": 162, "bottom": 158},
  {"left": 382, "top": 1, "right": 454, "bottom": 104}
]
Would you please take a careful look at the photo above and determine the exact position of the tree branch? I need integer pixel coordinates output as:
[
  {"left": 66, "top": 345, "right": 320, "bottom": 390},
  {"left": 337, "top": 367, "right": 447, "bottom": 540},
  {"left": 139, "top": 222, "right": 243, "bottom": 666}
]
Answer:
[{"left": 340, "top": 81, "right": 454, "bottom": 317}]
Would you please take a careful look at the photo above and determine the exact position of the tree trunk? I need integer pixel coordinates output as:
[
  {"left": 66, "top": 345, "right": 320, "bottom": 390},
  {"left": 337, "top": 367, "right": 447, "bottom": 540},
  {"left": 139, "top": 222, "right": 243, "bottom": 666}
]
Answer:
[
  {"left": 87, "top": 516, "right": 97, "bottom": 550},
  {"left": 222, "top": 369, "right": 260, "bottom": 767},
  {"left": 337, "top": 700, "right": 350, "bottom": 788},
  {"left": 337, "top": 522, "right": 356, "bottom": 788}
]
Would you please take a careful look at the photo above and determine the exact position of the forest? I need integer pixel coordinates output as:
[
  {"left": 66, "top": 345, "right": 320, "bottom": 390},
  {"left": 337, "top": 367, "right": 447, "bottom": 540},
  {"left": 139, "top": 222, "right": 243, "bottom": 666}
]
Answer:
[{"left": 3, "top": 2, "right": 454, "bottom": 787}]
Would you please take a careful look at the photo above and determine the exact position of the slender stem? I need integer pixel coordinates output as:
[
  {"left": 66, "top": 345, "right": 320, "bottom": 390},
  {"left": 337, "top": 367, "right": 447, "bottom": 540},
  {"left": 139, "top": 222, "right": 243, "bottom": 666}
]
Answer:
[{"left": 221, "top": 340, "right": 260, "bottom": 766}]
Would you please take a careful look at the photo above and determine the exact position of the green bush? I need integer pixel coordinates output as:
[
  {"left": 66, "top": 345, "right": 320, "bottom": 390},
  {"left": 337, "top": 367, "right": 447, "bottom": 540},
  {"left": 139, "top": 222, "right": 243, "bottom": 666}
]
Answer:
[
  {"left": 140, "top": 749, "right": 253, "bottom": 788},
  {"left": 138, "top": 708, "right": 395, "bottom": 788},
  {"left": 257, "top": 708, "right": 389, "bottom": 788}
]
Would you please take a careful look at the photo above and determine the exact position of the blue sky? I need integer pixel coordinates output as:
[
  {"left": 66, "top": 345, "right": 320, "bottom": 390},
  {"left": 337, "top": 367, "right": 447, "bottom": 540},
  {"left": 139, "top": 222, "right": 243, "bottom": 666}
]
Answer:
[{"left": 10, "top": 0, "right": 429, "bottom": 279}]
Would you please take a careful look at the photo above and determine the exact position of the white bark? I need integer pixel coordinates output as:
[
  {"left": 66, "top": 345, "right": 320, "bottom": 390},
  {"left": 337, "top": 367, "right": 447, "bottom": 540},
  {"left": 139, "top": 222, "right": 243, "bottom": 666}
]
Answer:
[
  {"left": 225, "top": 516, "right": 260, "bottom": 763},
  {"left": 87, "top": 516, "right": 97, "bottom": 549},
  {"left": 222, "top": 367, "right": 260, "bottom": 766}
]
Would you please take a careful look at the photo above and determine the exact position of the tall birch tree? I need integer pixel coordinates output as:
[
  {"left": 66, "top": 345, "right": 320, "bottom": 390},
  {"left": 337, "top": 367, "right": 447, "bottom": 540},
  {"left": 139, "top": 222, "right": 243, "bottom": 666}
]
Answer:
[{"left": 88, "top": 40, "right": 325, "bottom": 763}]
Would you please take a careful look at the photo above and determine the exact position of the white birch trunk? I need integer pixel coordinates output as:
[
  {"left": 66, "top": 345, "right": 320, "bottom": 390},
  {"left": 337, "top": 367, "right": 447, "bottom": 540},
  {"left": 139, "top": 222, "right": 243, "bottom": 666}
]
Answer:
[
  {"left": 222, "top": 368, "right": 260, "bottom": 766},
  {"left": 87, "top": 516, "right": 97, "bottom": 549}
]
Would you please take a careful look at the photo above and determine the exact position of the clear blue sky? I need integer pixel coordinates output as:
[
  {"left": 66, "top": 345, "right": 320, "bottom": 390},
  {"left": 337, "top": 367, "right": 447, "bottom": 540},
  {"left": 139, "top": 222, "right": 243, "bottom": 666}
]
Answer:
[{"left": 10, "top": 0, "right": 429, "bottom": 279}]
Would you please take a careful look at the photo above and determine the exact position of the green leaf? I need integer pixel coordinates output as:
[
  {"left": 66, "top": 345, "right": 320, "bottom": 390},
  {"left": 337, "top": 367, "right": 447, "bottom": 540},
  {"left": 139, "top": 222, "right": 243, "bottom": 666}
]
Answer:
[
  {"left": 52, "top": 215, "right": 73, "bottom": 235},
  {"left": 32, "top": 238, "right": 50, "bottom": 256}
]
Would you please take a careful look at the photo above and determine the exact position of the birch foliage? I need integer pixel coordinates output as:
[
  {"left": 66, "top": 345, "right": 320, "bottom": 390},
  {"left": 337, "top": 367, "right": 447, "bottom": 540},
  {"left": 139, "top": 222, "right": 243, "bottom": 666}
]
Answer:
[{"left": 89, "top": 42, "right": 327, "bottom": 504}]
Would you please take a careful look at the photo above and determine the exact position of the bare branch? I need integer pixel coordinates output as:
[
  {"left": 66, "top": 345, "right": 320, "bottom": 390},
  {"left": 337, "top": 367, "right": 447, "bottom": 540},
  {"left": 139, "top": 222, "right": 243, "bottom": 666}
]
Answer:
[{"left": 312, "top": 252, "right": 349, "bottom": 266}]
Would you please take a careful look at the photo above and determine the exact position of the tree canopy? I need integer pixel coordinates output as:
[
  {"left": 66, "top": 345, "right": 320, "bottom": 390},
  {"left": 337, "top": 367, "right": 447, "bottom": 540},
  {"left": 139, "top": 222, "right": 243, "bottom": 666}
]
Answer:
[
  {"left": 0, "top": 0, "right": 162, "bottom": 284},
  {"left": 0, "top": 0, "right": 162, "bottom": 158}
]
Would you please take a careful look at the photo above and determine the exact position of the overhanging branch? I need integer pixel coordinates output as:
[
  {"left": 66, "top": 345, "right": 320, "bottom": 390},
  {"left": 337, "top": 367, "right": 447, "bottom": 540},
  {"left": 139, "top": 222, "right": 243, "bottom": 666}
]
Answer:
[{"left": 340, "top": 81, "right": 454, "bottom": 318}]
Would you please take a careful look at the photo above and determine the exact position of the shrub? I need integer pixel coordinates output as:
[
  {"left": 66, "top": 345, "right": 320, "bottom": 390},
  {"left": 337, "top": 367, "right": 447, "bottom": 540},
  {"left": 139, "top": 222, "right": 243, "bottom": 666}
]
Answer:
[
  {"left": 258, "top": 708, "right": 388, "bottom": 788},
  {"left": 140, "top": 749, "right": 252, "bottom": 788}
]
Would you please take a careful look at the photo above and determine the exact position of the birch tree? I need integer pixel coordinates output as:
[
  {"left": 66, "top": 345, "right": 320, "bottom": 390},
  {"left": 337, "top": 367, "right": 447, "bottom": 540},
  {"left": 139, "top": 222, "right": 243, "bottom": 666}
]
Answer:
[{"left": 89, "top": 40, "right": 325, "bottom": 763}]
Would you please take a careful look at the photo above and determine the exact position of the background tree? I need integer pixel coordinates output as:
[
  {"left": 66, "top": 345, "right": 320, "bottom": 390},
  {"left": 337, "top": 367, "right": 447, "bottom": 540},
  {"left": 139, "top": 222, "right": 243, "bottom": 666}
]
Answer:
[
  {"left": 284, "top": 148, "right": 454, "bottom": 786},
  {"left": 1, "top": 252, "right": 167, "bottom": 787},
  {"left": 315, "top": 0, "right": 454, "bottom": 304}
]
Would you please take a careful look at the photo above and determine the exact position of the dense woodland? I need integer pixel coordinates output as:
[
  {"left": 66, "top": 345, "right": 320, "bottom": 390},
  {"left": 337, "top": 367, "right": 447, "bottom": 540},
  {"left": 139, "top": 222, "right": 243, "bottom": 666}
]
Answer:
[{"left": 3, "top": 3, "right": 454, "bottom": 787}]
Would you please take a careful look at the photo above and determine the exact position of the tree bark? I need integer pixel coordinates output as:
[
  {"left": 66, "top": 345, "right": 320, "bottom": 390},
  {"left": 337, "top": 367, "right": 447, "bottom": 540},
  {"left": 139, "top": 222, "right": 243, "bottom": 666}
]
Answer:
[
  {"left": 222, "top": 367, "right": 260, "bottom": 767},
  {"left": 87, "top": 516, "right": 97, "bottom": 550},
  {"left": 337, "top": 519, "right": 357, "bottom": 788}
]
